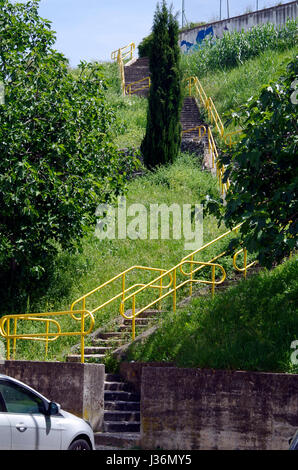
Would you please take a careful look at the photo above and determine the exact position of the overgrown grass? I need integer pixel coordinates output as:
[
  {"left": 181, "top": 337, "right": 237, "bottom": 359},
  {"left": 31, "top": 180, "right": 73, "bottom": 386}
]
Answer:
[
  {"left": 10, "top": 153, "right": 236, "bottom": 361},
  {"left": 181, "top": 19, "right": 297, "bottom": 78},
  {"left": 126, "top": 255, "right": 298, "bottom": 374}
]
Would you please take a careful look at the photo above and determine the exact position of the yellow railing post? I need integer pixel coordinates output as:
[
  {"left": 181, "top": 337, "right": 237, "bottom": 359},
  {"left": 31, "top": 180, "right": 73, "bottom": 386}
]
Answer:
[
  {"left": 7, "top": 319, "right": 10, "bottom": 360},
  {"left": 122, "top": 273, "right": 126, "bottom": 302},
  {"left": 173, "top": 268, "right": 177, "bottom": 312},
  {"left": 211, "top": 264, "right": 216, "bottom": 298},
  {"left": 244, "top": 249, "right": 248, "bottom": 280},
  {"left": 13, "top": 318, "right": 17, "bottom": 360},
  {"left": 159, "top": 270, "right": 163, "bottom": 311},
  {"left": 190, "top": 254, "right": 194, "bottom": 296},
  {"left": 132, "top": 295, "right": 136, "bottom": 341},
  {"left": 45, "top": 320, "right": 49, "bottom": 358},
  {"left": 81, "top": 311, "right": 85, "bottom": 364}
]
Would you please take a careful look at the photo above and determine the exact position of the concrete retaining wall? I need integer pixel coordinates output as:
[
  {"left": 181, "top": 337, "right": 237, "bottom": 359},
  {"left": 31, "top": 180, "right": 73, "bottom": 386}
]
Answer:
[
  {"left": 0, "top": 360, "right": 105, "bottom": 431},
  {"left": 140, "top": 367, "right": 298, "bottom": 450},
  {"left": 179, "top": 1, "right": 298, "bottom": 53}
]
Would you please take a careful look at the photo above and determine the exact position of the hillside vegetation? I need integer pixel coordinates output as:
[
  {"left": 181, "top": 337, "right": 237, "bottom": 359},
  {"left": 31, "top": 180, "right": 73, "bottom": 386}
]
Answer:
[{"left": 126, "top": 255, "right": 298, "bottom": 373}]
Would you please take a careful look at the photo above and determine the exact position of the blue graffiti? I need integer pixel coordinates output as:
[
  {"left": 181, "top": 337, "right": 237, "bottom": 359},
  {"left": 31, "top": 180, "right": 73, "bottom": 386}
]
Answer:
[
  {"left": 180, "top": 40, "right": 194, "bottom": 52},
  {"left": 196, "top": 26, "right": 214, "bottom": 44},
  {"left": 180, "top": 26, "right": 214, "bottom": 53}
]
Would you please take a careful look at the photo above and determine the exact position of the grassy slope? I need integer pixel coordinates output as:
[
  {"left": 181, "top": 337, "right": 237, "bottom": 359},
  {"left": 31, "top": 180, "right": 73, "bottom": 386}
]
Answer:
[
  {"left": 18, "top": 154, "right": 226, "bottom": 361},
  {"left": 126, "top": 255, "right": 298, "bottom": 373},
  {"left": 13, "top": 47, "right": 298, "bottom": 365}
]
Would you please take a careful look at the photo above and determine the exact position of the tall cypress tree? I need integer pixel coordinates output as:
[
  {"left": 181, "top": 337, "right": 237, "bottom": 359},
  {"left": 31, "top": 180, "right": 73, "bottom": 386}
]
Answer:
[{"left": 141, "top": 1, "right": 182, "bottom": 168}]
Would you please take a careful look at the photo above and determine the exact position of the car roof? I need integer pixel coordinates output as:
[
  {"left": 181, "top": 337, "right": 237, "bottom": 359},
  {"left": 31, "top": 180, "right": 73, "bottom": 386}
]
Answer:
[{"left": 0, "top": 374, "right": 50, "bottom": 403}]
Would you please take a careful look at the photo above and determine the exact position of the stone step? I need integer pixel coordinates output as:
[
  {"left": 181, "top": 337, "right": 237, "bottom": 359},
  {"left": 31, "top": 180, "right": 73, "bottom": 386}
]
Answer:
[
  {"left": 103, "top": 421, "right": 140, "bottom": 433},
  {"left": 123, "top": 318, "right": 152, "bottom": 326},
  {"left": 105, "top": 373, "right": 123, "bottom": 382},
  {"left": 104, "top": 410, "right": 140, "bottom": 422},
  {"left": 104, "top": 401, "right": 140, "bottom": 411},
  {"left": 66, "top": 354, "right": 105, "bottom": 363},
  {"left": 104, "top": 391, "right": 140, "bottom": 402},
  {"left": 92, "top": 338, "right": 123, "bottom": 347},
  {"left": 84, "top": 346, "right": 113, "bottom": 355},
  {"left": 104, "top": 381, "right": 135, "bottom": 392},
  {"left": 96, "top": 332, "right": 123, "bottom": 340},
  {"left": 94, "top": 432, "right": 140, "bottom": 449}
]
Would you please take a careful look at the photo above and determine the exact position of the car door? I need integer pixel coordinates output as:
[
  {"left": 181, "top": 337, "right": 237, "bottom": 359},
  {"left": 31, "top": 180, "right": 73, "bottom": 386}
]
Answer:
[
  {"left": 0, "top": 379, "right": 62, "bottom": 450},
  {"left": 0, "top": 392, "right": 11, "bottom": 450}
]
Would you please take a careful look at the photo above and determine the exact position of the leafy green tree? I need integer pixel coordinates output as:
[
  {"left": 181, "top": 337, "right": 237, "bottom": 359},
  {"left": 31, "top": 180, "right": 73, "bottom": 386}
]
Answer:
[
  {"left": 0, "top": 0, "right": 129, "bottom": 304},
  {"left": 204, "top": 56, "right": 298, "bottom": 267},
  {"left": 141, "top": 1, "right": 183, "bottom": 168}
]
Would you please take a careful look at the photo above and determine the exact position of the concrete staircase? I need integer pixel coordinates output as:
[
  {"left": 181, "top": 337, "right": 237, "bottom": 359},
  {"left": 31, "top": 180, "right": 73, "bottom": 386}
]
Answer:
[
  {"left": 124, "top": 57, "right": 150, "bottom": 97},
  {"left": 66, "top": 309, "right": 160, "bottom": 363},
  {"left": 94, "top": 373, "right": 141, "bottom": 449},
  {"left": 180, "top": 96, "right": 207, "bottom": 141}
]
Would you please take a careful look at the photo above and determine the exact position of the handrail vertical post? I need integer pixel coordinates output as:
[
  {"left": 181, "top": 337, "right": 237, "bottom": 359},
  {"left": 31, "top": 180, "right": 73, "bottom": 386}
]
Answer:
[
  {"left": 45, "top": 320, "right": 49, "bottom": 358},
  {"left": 122, "top": 273, "right": 126, "bottom": 302},
  {"left": 159, "top": 271, "right": 163, "bottom": 311},
  {"left": 132, "top": 296, "right": 136, "bottom": 341},
  {"left": 81, "top": 311, "right": 85, "bottom": 364},
  {"left": 244, "top": 249, "right": 248, "bottom": 280},
  {"left": 13, "top": 318, "right": 17, "bottom": 360},
  {"left": 211, "top": 264, "right": 215, "bottom": 298},
  {"left": 7, "top": 319, "right": 10, "bottom": 360},
  {"left": 173, "top": 268, "right": 177, "bottom": 312},
  {"left": 190, "top": 255, "right": 194, "bottom": 296}
]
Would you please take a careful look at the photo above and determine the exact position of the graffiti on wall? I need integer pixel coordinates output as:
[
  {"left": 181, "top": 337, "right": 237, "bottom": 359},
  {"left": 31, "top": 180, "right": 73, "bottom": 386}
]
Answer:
[{"left": 180, "top": 26, "right": 214, "bottom": 53}]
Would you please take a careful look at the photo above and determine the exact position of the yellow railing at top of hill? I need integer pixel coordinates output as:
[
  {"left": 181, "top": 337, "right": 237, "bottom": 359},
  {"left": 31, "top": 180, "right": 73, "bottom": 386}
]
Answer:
[{"left": 111, "top": 42, "right": 136, "bottom": 96}]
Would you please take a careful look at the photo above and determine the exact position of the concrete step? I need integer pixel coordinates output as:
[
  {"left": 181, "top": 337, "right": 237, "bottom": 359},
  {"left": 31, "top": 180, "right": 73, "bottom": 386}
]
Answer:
[
  {"left": 84, "top": 346, "right": 112, "bottom": 355},
  {"left": 92, "top": 338, "right": 123, "bottom": 347},
  {"left": 104, "top": 391, "right": 140, "bottom": 402},
  {"left": 104, "top": 401, "right": 140, "bottom": 411},
  {"left": 66, "top": 354, "right": 105, "bottom": 363},
  {"left": 104, "top": 381, "right": 135, "bottom": 392},
  {"left": 104, "top": 410, "right": 140, "bottom": 422},
  {"left": 94, "top": 432, "right": 140, "bottom": 449},
  {"left": 96, "top": 332, "right": 123, "bottom": 340},
  {"left": 105, "top": 373, "right": 123, "bottom": 382},
  {"left": 104, "top": 421, "right": 140, "bottom": 433}
]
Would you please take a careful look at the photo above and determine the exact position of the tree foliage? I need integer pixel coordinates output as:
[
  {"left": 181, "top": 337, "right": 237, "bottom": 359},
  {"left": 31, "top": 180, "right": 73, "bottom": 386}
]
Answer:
[
  {"left": 141, "top": 0, "right": 183, "bottom": 168},
  {"left": 204, "top": 56, "right": 298, "bottom": 267},
  {"left": 0, "top": 0, "right": 129, "bottom": 300}
]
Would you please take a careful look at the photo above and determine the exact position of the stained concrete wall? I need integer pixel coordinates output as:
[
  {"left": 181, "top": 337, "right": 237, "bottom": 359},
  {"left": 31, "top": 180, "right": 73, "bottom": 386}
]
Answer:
[
  {"left": 140, "top": 367, "right": 298, "bottom": 450},
  {"left": 0, "top": 361, "right": 105, "bottom": 431},
  {"left": 179, "top": 1, "right": 298, "bottom": 53}
]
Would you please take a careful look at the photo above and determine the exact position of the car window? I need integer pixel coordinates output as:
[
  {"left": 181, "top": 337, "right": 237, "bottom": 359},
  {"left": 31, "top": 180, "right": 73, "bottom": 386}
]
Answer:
[
  {"left": 0, "top": 392, "right": 6, "bottom": 412},
  {"left": 0, "top": 381, "right": 45, "bottom": 414}
]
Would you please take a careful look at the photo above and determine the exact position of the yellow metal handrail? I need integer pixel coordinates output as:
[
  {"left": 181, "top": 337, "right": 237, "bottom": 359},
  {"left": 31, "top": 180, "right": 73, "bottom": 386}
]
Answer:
[
  {"left": 70, "top": 266, "right": 173, "bottom": 319},
  {"left": 125, "top": 76, "right": 151, "bottom": 96},
  {"left": 180, "top": 223, "right": 243, "bottom": 293},
  {"left": 120, "top": 260, "right": 227, "bottom": 340},
  {"left": 0, "top": 310, "right": 94, "bottom": 363},
  {"left": 233, "top": 249, "right": 258, "bottom": 279},
  {"left": 182, "top": 125, "right": 207, "bottom": 140},
  {"left": 111, "top": 42, "right": 135, "bottom": 62},
  {"left": 225, "top": 130, "right": 243, "bottom": 148},
  {"left": 111, "top": 42, "right": 136, "bottom": 96}
]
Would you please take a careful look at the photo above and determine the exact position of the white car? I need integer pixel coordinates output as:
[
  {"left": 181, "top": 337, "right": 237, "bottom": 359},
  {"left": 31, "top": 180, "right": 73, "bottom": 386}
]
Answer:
[{"left": 0, "top": 374, "right": 95, "bottom": 450}]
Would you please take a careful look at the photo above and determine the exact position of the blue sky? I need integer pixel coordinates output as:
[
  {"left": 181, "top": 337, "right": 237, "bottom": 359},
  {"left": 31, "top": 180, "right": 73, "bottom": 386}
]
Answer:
[{"left": 30, "top": 0, "right": 291, "bottom": 66}]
